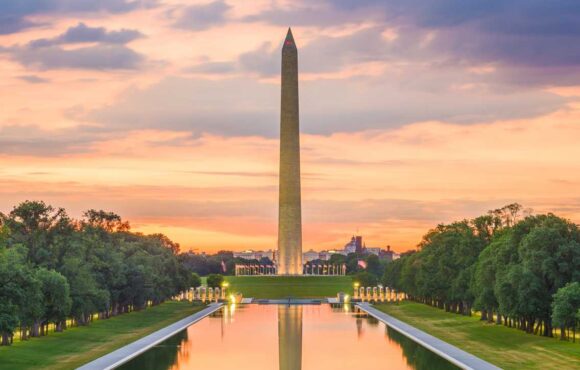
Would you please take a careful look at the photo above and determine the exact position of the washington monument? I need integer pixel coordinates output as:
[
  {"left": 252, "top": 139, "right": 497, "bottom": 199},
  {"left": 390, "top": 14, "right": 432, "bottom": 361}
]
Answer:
[{"left": 277, "top": 28, "right": 303, "bottom": 275}]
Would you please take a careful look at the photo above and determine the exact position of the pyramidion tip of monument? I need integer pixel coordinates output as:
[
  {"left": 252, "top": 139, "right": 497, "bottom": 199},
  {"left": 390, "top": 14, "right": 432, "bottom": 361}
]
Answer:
[{"left": 284, "top": 27, "right": 296, "bottom": 47}]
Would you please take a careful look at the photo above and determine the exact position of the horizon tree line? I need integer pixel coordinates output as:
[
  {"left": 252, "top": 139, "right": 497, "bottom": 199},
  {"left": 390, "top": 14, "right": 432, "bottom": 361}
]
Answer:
[
  {"left": 382, "top": 203, "right": 580, "bottom": 341},
  {"left": 0, "top": 201, "right": 194, "bottom": 346}
]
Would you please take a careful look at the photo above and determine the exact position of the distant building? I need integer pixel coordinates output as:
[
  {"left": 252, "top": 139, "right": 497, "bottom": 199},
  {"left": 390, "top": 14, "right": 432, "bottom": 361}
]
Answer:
[
  {"left": 380, "top": 245, "right": 400, "bottom": 261},
  {"left": 343, "top": 235, "right": 364, "bottom": 254},
  {"left": 303, "top": 249, "right": 320, "bottom": 262},
  {"left": 365, "top": 247, "right": 381, "bottom": 256},
  {"left": 297, "top": 236, "right": 402, "bottom": 265},
  {"left": 233, "top": 249, "right": 275, "bottom": 261},
  {"left": 355, "top": 236, "right": 363, "bottom": 253},
  {"left": 318, "top": 249, "right": 347, "bottom": 261},
  {"left": 318, "top": 251, "right": 330, "bottom": 261},
  {"left": 344, "top": 236, "right": 357, "bottom": 254}
]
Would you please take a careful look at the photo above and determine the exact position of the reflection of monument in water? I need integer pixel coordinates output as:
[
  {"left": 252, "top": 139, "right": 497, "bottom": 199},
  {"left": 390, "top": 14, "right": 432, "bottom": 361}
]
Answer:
[
  {"left": 278, "top": 305, "right": 303, "bottom": 370},
  {"left": 277, "top": 27, "right": 303, "bottom": 275}
]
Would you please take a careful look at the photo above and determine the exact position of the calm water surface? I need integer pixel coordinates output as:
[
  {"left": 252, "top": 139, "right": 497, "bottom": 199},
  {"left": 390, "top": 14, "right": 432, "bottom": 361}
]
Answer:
[{"left": 117, "top": 304, "right": 459, "bottom": 370}]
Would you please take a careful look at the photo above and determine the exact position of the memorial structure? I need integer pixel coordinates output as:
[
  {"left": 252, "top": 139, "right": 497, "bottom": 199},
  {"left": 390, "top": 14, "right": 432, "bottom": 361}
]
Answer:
[{"left": 277, "top": 28, "right": 303, "bottom": 275}]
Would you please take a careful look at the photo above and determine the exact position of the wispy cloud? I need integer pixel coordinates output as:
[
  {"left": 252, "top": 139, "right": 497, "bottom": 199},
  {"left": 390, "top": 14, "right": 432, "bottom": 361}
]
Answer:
[
  {"left": 170, "top": 1, "right": 231, "bottom": 31},
  {"left": 17, "top": 75, "right": 50, "bottom": 83},
  {"left": 1, "top": 0, "right": 579, "bottom": 251},
  {"left": 0, "top": 0, "right": 155, "bottom": 34},
  {"left": 3, "top": 23, "right": 146, "bottom": 70}
]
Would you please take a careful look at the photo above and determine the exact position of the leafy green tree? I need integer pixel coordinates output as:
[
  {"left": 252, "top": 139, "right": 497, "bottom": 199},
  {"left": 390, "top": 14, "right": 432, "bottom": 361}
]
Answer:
[
  {"left": 400, "top": 252, "right": 420, "bottom": 298},
  {"left": 207, "top": 274, "right": 224, "bottom": 288},
  {"left": 345, "top": 252, "right": 364, "bottom": 274},
  {"left": 352, "top": 271, "right": 378, "bottom": 287},
  {"left": 5, "top": 200, "right": 72, "bottom": 267},
  {"left": 0, "top": 245, "right": 40, "bottom": 344},
  {"left": 552, "top": 282, "right": 580, "bottom": 341},
  {"left": 0, "top": 201, "right": 192, "bottom": 345},
  {"left": 472, "top": 240, "right": 502, "bottom": 322},
  {"left": 191, "top": 273, "right": 202, "bottom": 288},
  {"left": 36, "top": 268, "right": 71, "bottom": 332},
  {"left": 383, "top": 259, "right": 402, "bottom": 290},
  {"left": 83, "top": 209, "right": 130, "bottom": 232},
  {"left": 329, "top": 253, "right": 346, "bottom": 266},
  {"left": 365, "top": 254, "right": 383, "bottom": 277}
]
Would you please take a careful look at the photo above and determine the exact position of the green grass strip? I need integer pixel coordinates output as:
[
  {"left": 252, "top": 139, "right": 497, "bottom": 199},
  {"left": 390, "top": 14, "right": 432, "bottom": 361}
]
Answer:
[
  {"left": 0, "top": 301, "right": 203, "bottom": 370},
  {"left": 375, "top": 302, "right": 580, "bottom": 370},
  {"left": 225, "top": 275, "right": 353, "bottom": 298}
]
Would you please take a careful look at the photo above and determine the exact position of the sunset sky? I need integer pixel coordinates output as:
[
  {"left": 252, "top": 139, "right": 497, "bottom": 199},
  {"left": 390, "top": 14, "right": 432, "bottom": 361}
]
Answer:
[{"left": 1, "top": 0, "right": 579, "bottom": 253}]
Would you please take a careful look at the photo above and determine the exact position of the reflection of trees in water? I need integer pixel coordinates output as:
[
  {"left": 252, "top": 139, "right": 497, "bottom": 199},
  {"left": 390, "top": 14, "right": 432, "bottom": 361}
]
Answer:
[
  {"left": 116, "top": 330, "right": 189, "bottom": 370},
  {"left": 385, "top": 327, "right": 460, "bottom": 370},
  {"left": 366, "top": 316, "right": 380, "bottom": 326}
]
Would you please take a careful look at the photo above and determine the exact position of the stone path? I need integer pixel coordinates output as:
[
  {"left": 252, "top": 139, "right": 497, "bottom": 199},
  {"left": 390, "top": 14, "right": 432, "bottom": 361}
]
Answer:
[
  {"left": 356, "top": 303, "right": 501, "bottom": 370},
  {"left": 77, "top": 303, "right": 223, "bottom": 370}
]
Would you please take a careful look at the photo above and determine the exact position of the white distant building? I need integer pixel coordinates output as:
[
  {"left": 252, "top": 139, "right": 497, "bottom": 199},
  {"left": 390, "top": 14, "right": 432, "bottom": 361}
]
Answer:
[
  {"left": 318, "top": 249, "right": 347, "bottom": 261},
  {"left": 303, "top": 249, "right": 320, "bottom": 262},
  {"left": 233, "top": 249, "right": 275, "bottom": 261}
]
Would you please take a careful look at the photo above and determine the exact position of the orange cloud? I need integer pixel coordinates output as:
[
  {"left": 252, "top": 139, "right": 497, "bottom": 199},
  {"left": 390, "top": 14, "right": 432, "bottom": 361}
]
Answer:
[{"left": 1, "top": 103, "right": 579, "bottom": 253}]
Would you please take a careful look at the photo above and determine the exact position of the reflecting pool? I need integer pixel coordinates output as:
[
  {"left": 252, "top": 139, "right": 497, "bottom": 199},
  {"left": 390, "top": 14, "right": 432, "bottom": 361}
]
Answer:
[{"left": 117, "top": 304, "right": 459, "bottom": 370}]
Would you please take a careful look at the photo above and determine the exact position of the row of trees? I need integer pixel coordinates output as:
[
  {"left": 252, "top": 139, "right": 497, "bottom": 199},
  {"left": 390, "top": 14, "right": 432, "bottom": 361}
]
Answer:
[
  {"left": 0, "top": 201, "right": 194, "bottom": 346},
  {"left": 382, "top": 204, "right": 580, "bottom": 340}
]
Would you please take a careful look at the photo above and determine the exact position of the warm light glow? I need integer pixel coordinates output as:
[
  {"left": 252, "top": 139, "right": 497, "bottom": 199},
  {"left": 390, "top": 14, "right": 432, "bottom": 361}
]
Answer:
[{"left": 1, "top": 1, "right": 578, "bottom": 254}]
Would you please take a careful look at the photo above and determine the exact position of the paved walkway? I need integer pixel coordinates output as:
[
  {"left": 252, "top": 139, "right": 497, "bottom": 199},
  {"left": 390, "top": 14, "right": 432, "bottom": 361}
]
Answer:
[
  {"left": 356, "top": 303, "right": 501, "bottom": 370},
  {"left": 77, "top": 303, "right": 223, "bottom": 370}
]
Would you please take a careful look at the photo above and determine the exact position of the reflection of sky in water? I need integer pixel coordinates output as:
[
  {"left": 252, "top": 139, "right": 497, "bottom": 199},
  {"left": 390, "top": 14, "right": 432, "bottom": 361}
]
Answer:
[{"left": 117, "top": 304, "right": 459, "bottom": 370}]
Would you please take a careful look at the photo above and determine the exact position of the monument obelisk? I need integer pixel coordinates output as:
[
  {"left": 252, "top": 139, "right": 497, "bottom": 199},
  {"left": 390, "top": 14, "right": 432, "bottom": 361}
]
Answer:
[{"left": 277, "top": 28, "right": 302, "bottom": 275}]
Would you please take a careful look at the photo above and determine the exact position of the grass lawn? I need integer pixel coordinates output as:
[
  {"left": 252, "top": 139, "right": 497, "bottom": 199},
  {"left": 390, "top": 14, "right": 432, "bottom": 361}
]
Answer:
[
  {"left": 375, "top": 301, "right": 580, "bottom": 370},
  {"left": 224, "top": 275, "right": 353, "bottom": 298},
  {"left": 0, "top": 301, "right": 204, "bottom": 370}
]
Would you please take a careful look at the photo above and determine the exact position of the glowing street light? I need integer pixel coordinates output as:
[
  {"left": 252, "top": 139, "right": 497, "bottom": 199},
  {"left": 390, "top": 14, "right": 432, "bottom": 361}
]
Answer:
[{"left": 221, "top": 282, "right": 229, "bottom": 300}]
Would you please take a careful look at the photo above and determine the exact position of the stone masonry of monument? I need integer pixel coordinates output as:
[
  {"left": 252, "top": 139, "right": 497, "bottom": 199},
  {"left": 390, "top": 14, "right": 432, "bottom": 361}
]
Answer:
[{"left": 277, "top": 28, "right": 303, "bottom": 275}]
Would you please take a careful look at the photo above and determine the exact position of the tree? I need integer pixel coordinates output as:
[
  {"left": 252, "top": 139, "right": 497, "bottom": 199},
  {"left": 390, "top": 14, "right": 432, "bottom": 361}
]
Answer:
[
  {"left": 5, "top": 200, "right": 72, "bottom": 267},
  {"left": 552, "top": 282, "right": 580, "bottom": 341},
  {"left": 378, "top": 204, "right": 580, "bottom": 339},
  {"left": 352, "top": 271, "right": 378, "bottom": 287},
  {"left": 365, "top": 254, "right": 383, "bottom": 277},
  {"left": 472, "top": 241, "right": 502, "bottom": 322},
  {"left": 345, "top": 252, "right": 363, "bottom": 274},
  {"left": 383, "top": 258, "right": 402, "bottom": 290},
  {"left": 83, "top": 209, "right": 130, "bottom": 233},
  {"left": 0, "top": 201, "right": 192, "bottom": 345},
  {"left": 36, "top": 268, "right": 71, "bottom": 332},
  {"left": 191, "top": 273, "right": 202, "bottom": 288},
  {"left": 207, "top": 274, "right": 224, "bottom": 288},
  {"left": 0, "top": 245, "right": 40, "bottom": 344},
  {"left": 329, "top": 253, "right": 346, "bottom": 266}
]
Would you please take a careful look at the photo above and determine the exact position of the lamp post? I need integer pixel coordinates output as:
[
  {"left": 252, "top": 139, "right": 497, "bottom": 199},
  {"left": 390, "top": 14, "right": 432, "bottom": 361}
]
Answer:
[{"left": 221, "top": 282, "right": 229, "bottom": 300}]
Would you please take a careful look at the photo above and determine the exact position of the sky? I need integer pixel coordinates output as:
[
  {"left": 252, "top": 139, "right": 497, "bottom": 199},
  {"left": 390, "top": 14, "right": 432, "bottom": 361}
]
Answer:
[{"left": 1, "top": 0, "right": 579, "bottom": 253}]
